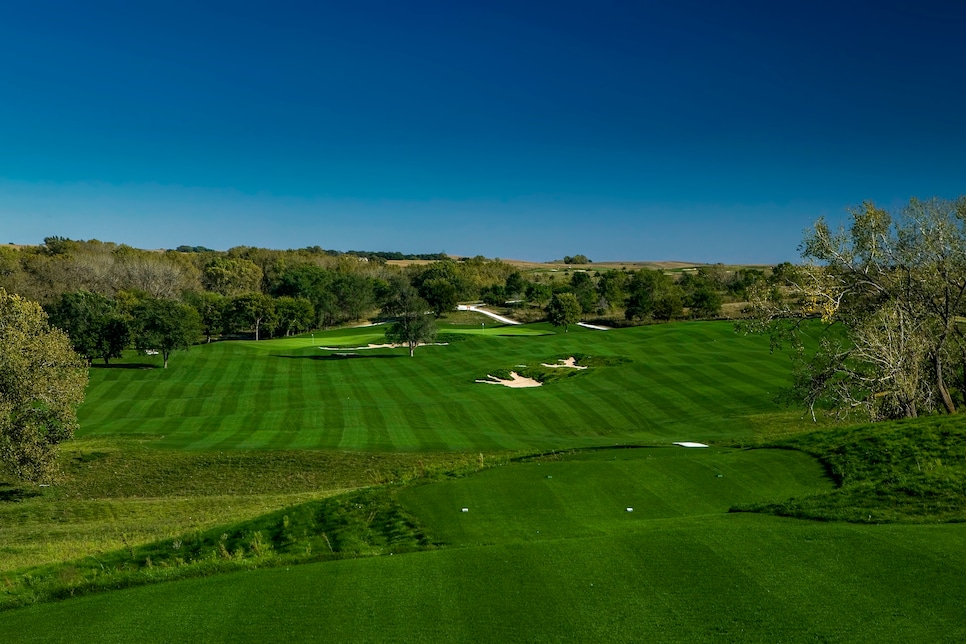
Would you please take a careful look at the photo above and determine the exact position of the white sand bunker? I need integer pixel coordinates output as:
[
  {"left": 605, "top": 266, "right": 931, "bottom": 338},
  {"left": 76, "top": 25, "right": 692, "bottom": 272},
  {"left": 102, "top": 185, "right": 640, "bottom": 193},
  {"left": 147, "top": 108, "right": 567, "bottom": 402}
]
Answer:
[
  {"left": 320, "top": 342, "right": 448, "bottom": 351},
  {"left": 540, "top": 357, "right": 588, "bottom": 370},
  {"left": 476, "top": 372, "right": 543, "bottom": 388}
]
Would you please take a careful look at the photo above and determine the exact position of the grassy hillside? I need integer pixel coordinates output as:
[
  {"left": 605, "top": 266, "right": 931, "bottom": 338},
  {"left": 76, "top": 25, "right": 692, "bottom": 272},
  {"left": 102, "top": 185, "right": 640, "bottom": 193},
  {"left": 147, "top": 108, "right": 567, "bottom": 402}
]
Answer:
[{"left": 736, "top": 414, "right": 966, "bottom": 523}]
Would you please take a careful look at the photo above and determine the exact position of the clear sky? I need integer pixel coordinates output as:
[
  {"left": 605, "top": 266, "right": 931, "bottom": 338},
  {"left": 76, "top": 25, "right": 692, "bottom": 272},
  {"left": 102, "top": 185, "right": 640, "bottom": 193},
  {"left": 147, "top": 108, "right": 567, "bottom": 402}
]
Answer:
[{"left": 1, "top": 1, "right": 964, "bottom": 263}]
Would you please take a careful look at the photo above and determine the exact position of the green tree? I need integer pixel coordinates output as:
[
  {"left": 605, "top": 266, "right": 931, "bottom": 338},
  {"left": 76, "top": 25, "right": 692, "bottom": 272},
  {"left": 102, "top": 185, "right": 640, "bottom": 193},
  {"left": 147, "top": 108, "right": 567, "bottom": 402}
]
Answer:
[
  {"left": 597, "top": 269, "right": 629, "bottom": 313},
  {"left": 504, "top": 271, "right": 527, "bottom": 300},
  {"left": 569, "top": 271, "right": 597, "bottom": 314},
  {"left": 331, "top": 272, "right": 376, "bottom": 323},
  {"left": 419, "top": 277, "right": 459, "bottom": 317},
  {"left": 383, "top": 279, "right": 437, "bottom": 357},
  {"left": 275, "top": 296, "right": 315, "bottom": 336},
  {"left": 183, "top": 291, "right": 227, "bottom": 343},
  {"left": 0, "top": 288, "right": 88, "bottom": 481},
  {"left": 625, "top": 270, "right": 683, "bottom": 322},
  {"left": 46, "top": 291, "right": 130, "bottom": 365},
  {"left": 480, "top": 284, "right": 506, "bottom": 306},
  {"left": 131, "top": 298, "right": 201, "bottom": 368},
  {"left": 202, "top": 257, "right": 263, "bottom": 296},
  {"left": 546, "top": 292, "right": 582, "bottom": 331},
  {"left": 225, "top": 293, "right": 278, "bottom": 341},
  {"left": 525, "top": 281, "right": 553, "bottom": 306},
  {"left": 687, "top": 285, "right": 722, "bottom": 319}
]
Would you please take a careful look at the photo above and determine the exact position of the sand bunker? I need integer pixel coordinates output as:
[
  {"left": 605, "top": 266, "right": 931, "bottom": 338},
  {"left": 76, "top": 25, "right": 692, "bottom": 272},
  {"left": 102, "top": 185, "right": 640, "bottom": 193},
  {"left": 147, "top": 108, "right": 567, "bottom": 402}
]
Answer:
[
  {"left": 320, "top": 342, "right": 448, "bottom": 351},
  {"left": 540, "top": 357, "right": 588, "bottom": 370},
  {"left": 476, "top": 372, "right": 543, "bottom": 388}
]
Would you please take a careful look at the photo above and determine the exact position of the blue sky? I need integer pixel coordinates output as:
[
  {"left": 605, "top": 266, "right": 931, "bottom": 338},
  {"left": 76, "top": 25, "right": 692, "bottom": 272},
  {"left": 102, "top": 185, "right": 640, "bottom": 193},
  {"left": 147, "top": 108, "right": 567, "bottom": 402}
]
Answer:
[{"left": 1, "top": 1, "right": 964, "bottom": 263}]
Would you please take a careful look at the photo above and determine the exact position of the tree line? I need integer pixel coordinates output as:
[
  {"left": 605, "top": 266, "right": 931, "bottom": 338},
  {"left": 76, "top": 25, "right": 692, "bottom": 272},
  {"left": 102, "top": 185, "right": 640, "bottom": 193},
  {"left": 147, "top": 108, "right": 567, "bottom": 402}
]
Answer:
[{"left": 0, "top": 239, "right": 781, "bottom": 363}]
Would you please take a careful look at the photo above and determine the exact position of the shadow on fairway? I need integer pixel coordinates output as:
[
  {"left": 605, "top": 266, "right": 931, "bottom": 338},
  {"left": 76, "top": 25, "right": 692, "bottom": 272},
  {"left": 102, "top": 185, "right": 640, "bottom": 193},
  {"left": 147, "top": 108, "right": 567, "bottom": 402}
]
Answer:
[
  {"left": 90, "top": 363, "right": 158, "bottom": 369},
  {"left": 0, "top": 485, "right": 40, "bottom": 502},
  {"left": 273, "top": 354, "right": 406, "bottom": 361}
]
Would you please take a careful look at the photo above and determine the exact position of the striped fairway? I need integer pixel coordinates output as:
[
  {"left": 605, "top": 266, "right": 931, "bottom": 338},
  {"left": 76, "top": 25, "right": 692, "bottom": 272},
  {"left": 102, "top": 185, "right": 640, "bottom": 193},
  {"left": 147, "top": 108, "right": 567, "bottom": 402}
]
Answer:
[{"left": 78, "top": 321, "right": 791, "bottom": 451}]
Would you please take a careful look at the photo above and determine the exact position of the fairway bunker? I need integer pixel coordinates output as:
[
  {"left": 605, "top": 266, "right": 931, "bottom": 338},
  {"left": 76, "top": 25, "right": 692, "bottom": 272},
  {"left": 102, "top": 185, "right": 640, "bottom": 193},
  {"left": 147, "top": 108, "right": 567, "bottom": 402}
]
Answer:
[
  {"left": 476, "top": 372, "right": 542, "bottom": 388},
  {"left": 673, "top": 442, "right": 709, "bottom": 448},
  {"left": 319, "top": 342, "right": 449, "bottom": 351},
  {"left": 541, "top": 357, "right": 587, "bottom": 370}
]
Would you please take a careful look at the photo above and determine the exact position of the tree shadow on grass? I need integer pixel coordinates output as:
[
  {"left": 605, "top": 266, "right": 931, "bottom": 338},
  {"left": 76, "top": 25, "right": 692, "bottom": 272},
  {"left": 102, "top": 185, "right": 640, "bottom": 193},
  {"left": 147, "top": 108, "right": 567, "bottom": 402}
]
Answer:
[
  {"left": 274, "top": 354, "right": 405, "bottom": 361},
  {"left": 0, "top": 484, "right": 41, "bottom": 502},
  {"left": 90, "top": 363, "right": 158, "bottom": 369}
]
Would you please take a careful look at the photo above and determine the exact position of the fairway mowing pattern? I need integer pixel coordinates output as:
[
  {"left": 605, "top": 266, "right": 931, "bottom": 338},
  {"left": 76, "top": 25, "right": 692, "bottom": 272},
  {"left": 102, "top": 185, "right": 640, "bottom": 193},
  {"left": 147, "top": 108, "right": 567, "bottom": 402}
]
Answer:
[{"left": 78, "top": 322, "right": 794, "bottom": 452}]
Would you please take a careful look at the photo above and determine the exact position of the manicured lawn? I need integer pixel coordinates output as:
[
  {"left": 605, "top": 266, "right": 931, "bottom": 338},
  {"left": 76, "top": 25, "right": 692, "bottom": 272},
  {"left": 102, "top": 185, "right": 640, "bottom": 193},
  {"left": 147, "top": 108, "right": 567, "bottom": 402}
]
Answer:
[
  {"left": 4, "top": 448, "right": 966, "bottom": 642},
  {"left": 77, "top": 321, "right": 792, "bottom": 451}
]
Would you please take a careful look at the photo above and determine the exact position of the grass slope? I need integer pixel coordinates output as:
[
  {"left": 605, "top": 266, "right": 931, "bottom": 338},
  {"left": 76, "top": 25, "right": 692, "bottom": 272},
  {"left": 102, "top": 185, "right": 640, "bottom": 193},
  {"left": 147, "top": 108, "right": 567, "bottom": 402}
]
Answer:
[
  {"left": 4, "top": 447, "right": 966, "bottom": 642},
  {"left": 78, "top": 321, "right": 791, "bottom": 451},
  {"left": 736, "top": 414, "right": 966, "bottom": 522}
]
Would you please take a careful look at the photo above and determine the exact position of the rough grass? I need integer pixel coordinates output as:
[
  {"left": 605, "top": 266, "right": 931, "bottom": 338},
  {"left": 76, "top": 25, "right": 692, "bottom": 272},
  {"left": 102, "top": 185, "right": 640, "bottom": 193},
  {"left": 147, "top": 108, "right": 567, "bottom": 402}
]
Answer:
[
  {"left": 0, "top": 440, "right": 500, "bottom": 578},
  {"left": 733, "top": 414, "right": 966, "bottom": 522}
]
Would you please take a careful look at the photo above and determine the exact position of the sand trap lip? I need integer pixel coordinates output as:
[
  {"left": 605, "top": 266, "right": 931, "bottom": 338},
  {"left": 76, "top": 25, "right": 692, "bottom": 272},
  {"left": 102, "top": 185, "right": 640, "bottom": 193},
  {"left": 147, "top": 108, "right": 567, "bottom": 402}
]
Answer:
[
  {"left": 319, "top": 342, "right": 448, "bottom": 351},
  {"left": 673, "top": 441, "right": 709, "bottom": 448},
  {"left": 476, "top": 371, "right": 542, "bottom": 388},
  {"left": 540, "top": 357, "right": 588, "bottom": 370}
]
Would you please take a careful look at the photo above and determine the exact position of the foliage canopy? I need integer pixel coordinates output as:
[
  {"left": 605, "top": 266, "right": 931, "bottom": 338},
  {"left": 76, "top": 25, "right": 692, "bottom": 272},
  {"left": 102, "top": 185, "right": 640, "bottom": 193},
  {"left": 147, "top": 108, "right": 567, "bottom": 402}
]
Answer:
[{"left": 0, "top": 289, "right": 88, "bottom": 481}]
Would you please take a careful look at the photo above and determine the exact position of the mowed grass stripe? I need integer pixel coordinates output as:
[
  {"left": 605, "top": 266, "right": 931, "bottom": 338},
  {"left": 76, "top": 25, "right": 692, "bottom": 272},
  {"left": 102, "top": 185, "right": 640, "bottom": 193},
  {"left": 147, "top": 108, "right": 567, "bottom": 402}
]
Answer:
[
  {"left": 369, "top": 375, "right": 425, "bottom": 450},
  {"left": 75, "top": 321, "right": 798, "bottom": 451},
  {"left": 395, "top": 355, "right": 488, "bottom": 450},
  {"left": 657, "top": 356, "right": 780, "bottom": 424},
  {"left": 569, "top": 377, "right": 654, "bottom": 431}
]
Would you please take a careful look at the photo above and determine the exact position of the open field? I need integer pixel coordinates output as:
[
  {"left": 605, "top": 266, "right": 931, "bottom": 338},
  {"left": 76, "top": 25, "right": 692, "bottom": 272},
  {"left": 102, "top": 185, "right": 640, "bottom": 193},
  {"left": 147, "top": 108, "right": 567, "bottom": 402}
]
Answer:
[{"left": 3, "top": 320, "right": 965, "bottom": 641}]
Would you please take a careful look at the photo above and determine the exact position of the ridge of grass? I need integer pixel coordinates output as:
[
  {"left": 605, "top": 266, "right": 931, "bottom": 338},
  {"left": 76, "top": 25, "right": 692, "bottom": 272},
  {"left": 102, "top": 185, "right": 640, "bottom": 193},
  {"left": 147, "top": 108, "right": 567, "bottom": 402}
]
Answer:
[
  {"left": 0, "top": 485, "right": 436, "bottom": 611},
  {"left": 0, "top": 452, "right": 510, "bottom": 611},
  {"left": 732, "top": 414, "right": 966, "bottom": 523}
]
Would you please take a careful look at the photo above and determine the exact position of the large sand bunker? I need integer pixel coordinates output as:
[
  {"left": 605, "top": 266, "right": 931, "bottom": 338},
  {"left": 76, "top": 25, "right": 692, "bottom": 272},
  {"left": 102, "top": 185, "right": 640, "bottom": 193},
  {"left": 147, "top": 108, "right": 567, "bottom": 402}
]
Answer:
[
  {"left": 476, "top": 372, "right": 543, "bottom": 388},
  {"left": 540, "top": 357, "right": 588, "bottom": 370}
]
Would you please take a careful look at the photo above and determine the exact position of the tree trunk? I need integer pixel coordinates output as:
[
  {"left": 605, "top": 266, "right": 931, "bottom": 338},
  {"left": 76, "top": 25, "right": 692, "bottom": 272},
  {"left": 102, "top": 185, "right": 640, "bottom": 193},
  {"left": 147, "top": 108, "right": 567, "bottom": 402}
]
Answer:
[
  {"left": 409, "top": 342, "right": 415, "bottom": 357},
  {"left": 935, "top": 353, "right": 957, "bottom": 414},
  {"left": 962, "top": 347, "right": 966, "bottom": 408},
  {"left": 163, "top": 350, "right": 170, "bottom": 368},
  {"left": 905, "top": 399, "right": 918, "bottom": 418}
]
